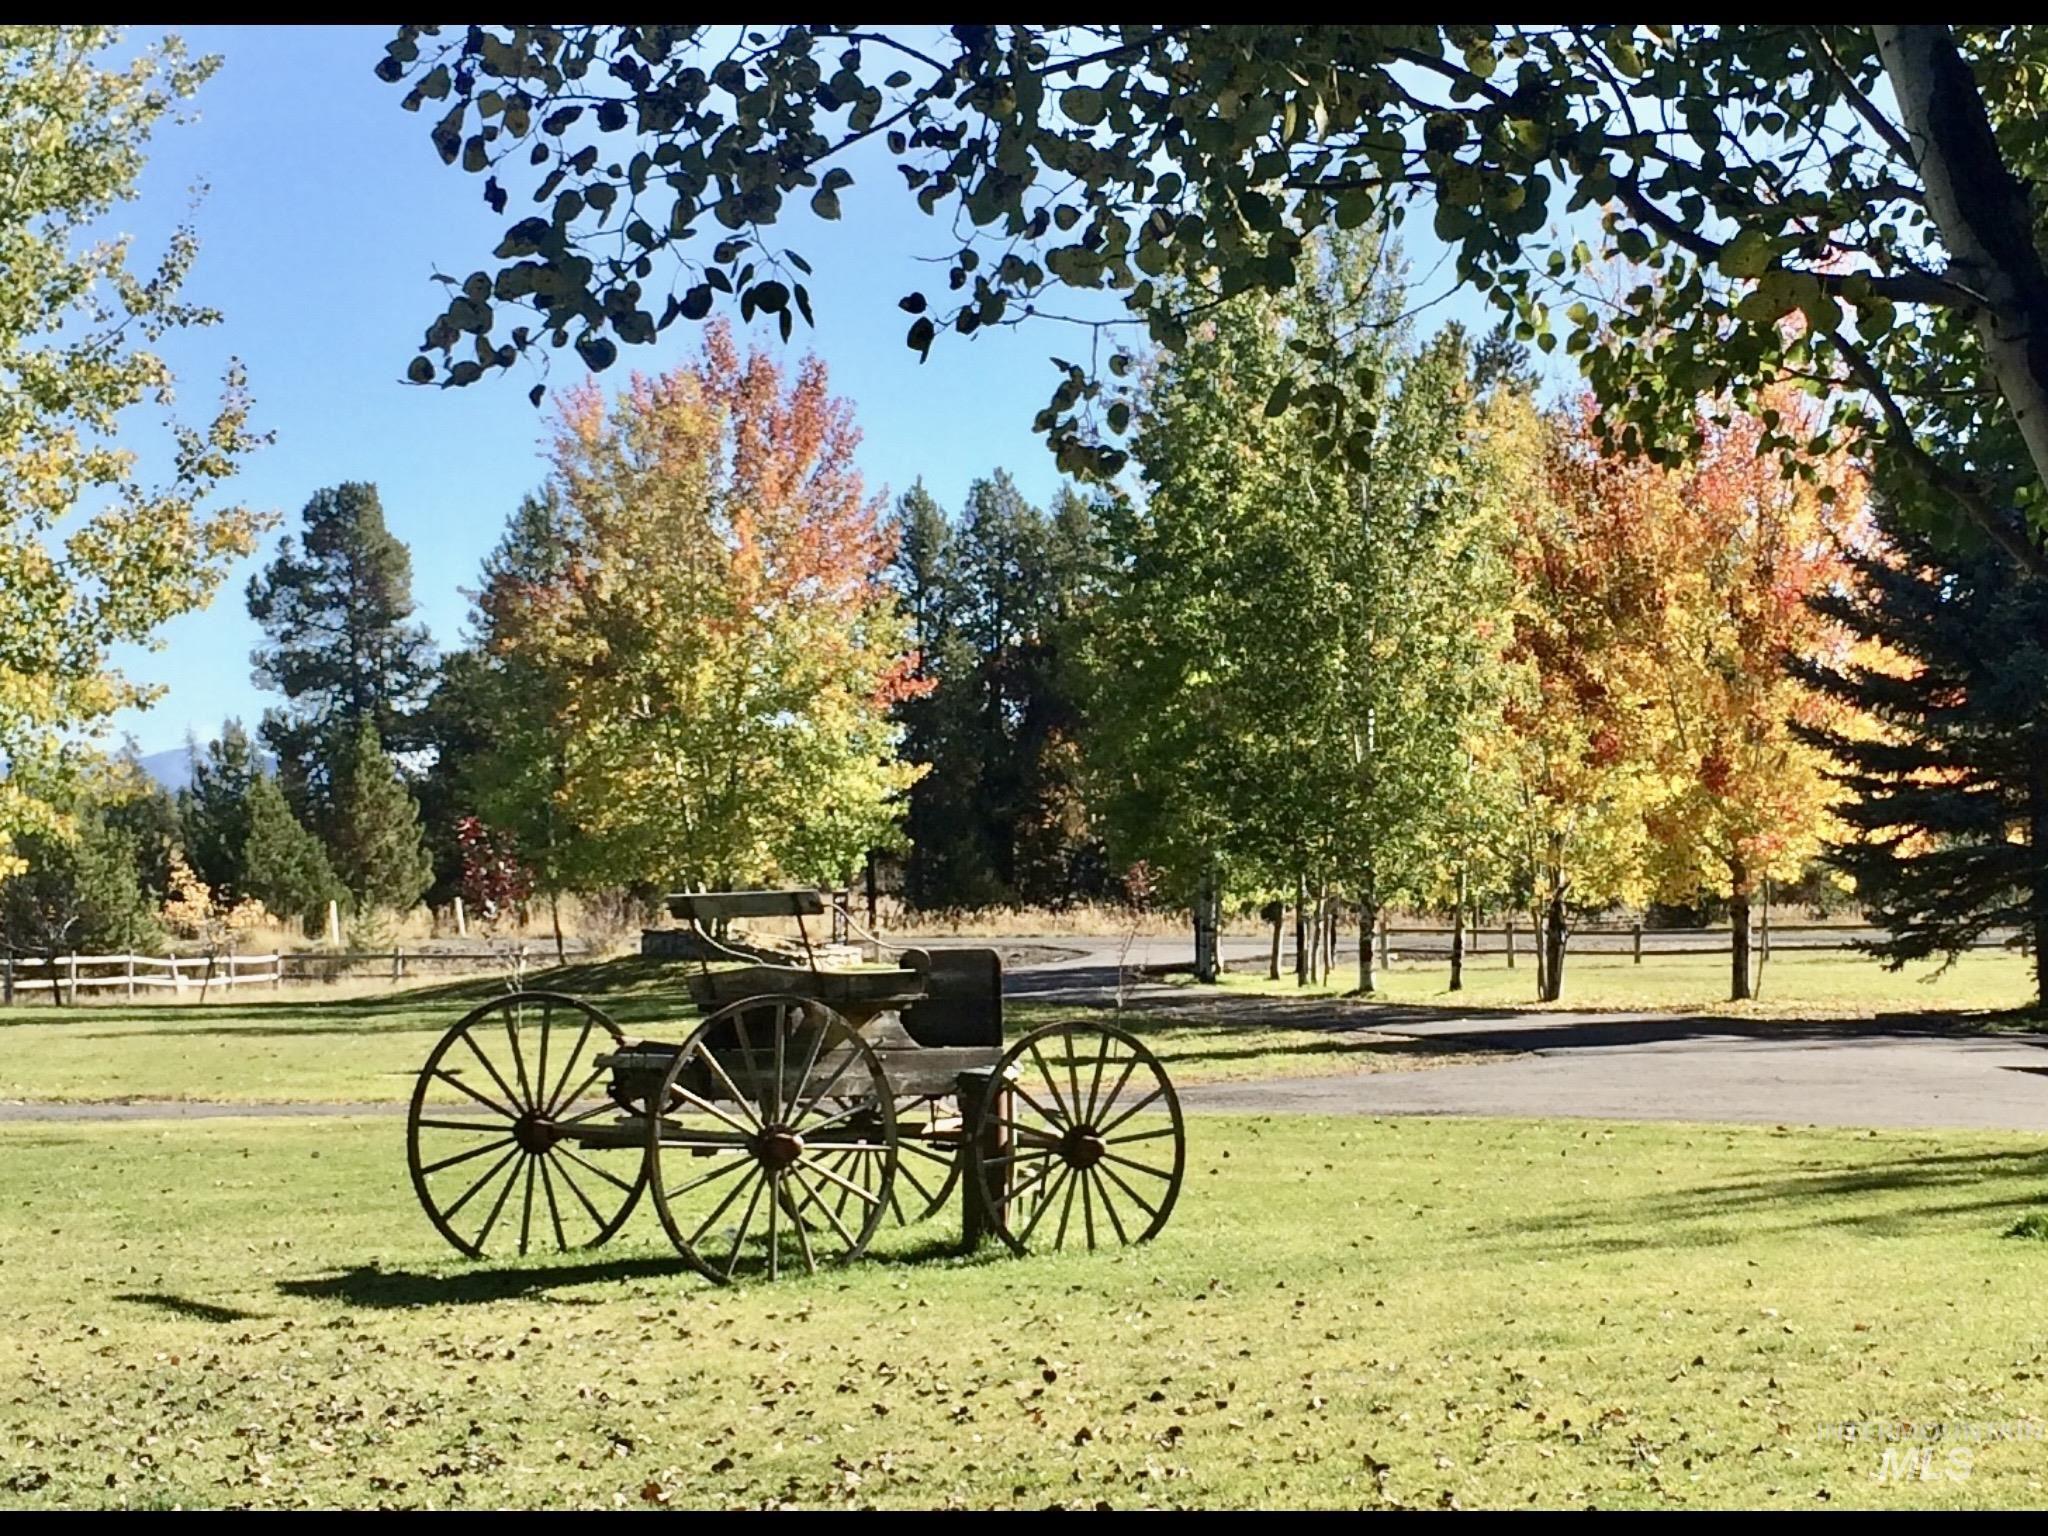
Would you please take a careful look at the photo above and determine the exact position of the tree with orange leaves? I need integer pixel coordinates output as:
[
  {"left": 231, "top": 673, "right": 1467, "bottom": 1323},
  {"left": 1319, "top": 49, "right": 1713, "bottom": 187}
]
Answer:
[
  {"left": 465, "top": 321, "right": 923, "bottom": 896},
  {"left": 1504, "top": 387, "right": 1869, "bottom": 1003},
  {"left": 1634, "top": 387, "right": 1869, "bottom": 1001},
  {"left": 1500, "top": 392, "right": 1665, "bottom": 1002}
]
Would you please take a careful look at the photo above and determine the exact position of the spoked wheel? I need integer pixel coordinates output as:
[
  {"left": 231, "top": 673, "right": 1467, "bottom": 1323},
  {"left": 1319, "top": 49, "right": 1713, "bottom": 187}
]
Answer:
[
  {"left": 407, "top": 991, "right": 647, "bottom": 1259},
  {"left": 860, "top": 1093, "right": 963, "bottom": 1225},
  {"left": 647, "top": 995, "right": 898, "bottom": 1284},
  {"left": 968, "top": 1021, "right": 1186, "bottom": 1256},
  {"left": 801, "top": 1092, "right": 961, "bottom": 1227}
]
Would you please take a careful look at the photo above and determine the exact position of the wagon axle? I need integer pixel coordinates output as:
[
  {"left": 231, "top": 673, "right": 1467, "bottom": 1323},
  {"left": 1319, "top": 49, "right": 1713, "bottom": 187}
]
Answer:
[{"left": 511, "top": 1111, "right": 563, "bottom": 1156}]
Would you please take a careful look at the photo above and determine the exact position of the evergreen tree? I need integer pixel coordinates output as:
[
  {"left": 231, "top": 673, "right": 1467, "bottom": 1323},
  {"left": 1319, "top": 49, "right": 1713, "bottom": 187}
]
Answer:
[
  {"left": 179, "top": 719, "right": 261, "bottom": 900},
  {"left": 1796, "top": 514, "right": 2048, "bottom": 1003},
  {"left": 240, "top": 771, "right": 344, "bottom": 935},
  {"left": 1, "top": 777, "right": 163, "bottom": 962},
  {"left": 435, "top": 486, "right": 588, "bottom": 955},
  {"left": 888, "top": 473, "right": 1104, "bottom": 910},
  {"left": 104, "top": 743, "right": 182, "bottom": 905},
  {"left": 887, "top": 483, "right": 1003, "bottom": 908},
  {"left": 246, "top": 482, "right": 436, "bottom": 815},
  {"left": 327, "top": 720, "right": 434, "bottom": 913}
]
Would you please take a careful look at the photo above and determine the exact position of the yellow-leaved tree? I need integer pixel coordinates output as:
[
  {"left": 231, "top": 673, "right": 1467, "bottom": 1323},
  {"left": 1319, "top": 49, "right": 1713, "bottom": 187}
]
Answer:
[
  {"left": 483, "top": 321, "right": 923, "bottom": 895},
  {"left": 1, "top": 28, "right": 267, "bottom": 875},
  {"left": 1635, "top": 386, "right": 1870, "bottom": 1000}
]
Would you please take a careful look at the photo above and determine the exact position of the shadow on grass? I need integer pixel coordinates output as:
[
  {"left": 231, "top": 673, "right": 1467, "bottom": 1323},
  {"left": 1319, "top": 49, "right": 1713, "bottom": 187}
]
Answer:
[
  {"left": 282, "top": 1234, "right": 994, "bottom": 1309},
  {"left": 115, "top": 1291, "right": 265, "bottom": 1323},
  {"left": 1146, "top": 1031, "right": 1518, "bottom": 1073},
  {"left": 1477, "top": 1141, "right": 2048, "bottom": 1257}
]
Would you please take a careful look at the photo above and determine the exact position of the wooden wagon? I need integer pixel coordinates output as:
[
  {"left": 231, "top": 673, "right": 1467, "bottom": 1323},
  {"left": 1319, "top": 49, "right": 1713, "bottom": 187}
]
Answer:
[{"left": 405, "top": 890, "right": 1186, "bottom": 1283}]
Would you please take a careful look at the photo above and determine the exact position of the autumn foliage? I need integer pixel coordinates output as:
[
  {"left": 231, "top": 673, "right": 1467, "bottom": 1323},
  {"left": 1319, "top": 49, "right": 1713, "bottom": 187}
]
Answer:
[
  {"left": 461, "top": 321, "right": 922, "bottom": 894},
  {"left": 1506, "top": 386, "right": 1869, "bottom": 999}
]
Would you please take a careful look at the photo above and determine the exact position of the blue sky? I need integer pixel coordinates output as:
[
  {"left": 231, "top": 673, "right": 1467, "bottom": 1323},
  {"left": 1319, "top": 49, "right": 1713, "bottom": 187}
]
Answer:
[{"left": 108, "top": 24, "right": 1529, "bottom": 757}]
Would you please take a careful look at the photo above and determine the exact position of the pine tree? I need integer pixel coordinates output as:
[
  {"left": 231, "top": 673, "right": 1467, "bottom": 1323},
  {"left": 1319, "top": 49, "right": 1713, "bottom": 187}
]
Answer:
[
  {"left": 327, "top": 720, "right": 434, "bottom": 913},
  {"left": 240, "top": 771, "right": 343, "bottom": 935},
  {"left": 890, "top": 473, "right": 1104, "bottom": 910},
  {"left": 104, "top": 743, "right": 182, "bottom": 905},
  {"left": 887, "top": 482, "right": 1004, "bottom": 909},
  {"left": 1795, "top": 514, "right": 2048, "bottom": 1004},
  {"left": 437, "top": 486, "right": 589, "bottom": 955},
  {"left": 1, "top": 775, "right": 164, "bottom": 963},
  {"left": 246, "top": 482, "right": 437, "bottom": 815},
  {"left": 179, "top": 719, "right": 261, "bottom": 900}
]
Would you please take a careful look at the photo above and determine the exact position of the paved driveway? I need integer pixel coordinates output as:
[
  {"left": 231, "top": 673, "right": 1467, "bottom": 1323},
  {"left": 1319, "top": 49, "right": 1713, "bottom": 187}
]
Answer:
[
  {"left": 4, "top": 935, "right": 2044, "bottom": 1133},
  {"left": 1175, "top": 1010, "right": 2048, "bottom": 1133}
]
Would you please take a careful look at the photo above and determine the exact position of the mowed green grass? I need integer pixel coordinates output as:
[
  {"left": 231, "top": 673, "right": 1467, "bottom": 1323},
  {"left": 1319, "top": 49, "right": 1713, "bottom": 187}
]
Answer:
[
  {"left": 0, "top": 959, "right": 1489, "bottom": 1105},
  {"left": 1213, "top": 948, "right": 2041, "bottom": 1019},
  {"left": 4, "top": 1113, "right": 2048, "bottom": 1508}
]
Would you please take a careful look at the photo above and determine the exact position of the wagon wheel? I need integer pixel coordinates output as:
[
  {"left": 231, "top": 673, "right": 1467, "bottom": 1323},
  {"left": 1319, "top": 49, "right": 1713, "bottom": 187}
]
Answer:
[
  {"left": 968, "top": 1020, "right": 1185, "bottom": 1256},
  {"left": 407, "top": 991, "right": 647, "bottom": 1259},
  {"left": 647, "top": 995, "right": 898, "bottom": 1284},
  {"left": 809, "top": 1092, "right": 961, "bottom": 1226}
]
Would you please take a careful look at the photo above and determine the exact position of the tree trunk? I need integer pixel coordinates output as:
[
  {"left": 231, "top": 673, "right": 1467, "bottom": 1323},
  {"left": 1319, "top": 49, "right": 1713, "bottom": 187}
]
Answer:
[
  {"left": 1265, "top": 900, "right": 1283, "bottom": 980},
  {"left": 1294, "top": 872, "right": 1308, "bottom": 988},
  {"left": 1449, "top": 868, "right": 1467, "bottom": 992},
  {"left": 550, "top": 890, "right": 566, "bottom": 965},
  {"left": 1729, "top": 859, "right": 1753, "bottom": 1002},
  {"left": 1540, "top": 894, "right": 1568, "bottom": 1003},
  {"left": 2034, "top": 762, "right": 2048, "bottom": 1007},
  {"left": 1873, "top": 26, "right": 2048, "bottom": 574},
  {"left": 1357, "top": 899, "right": 1377, "bottom": 994},
  {"left": 1321, "top": 884, "right": 1337, "bottom": 979},
  {"left": 1192, "top": 860, "right": 1219, "bottom": 984},
  {"left": 1730, "top": 891, "right": 1753, "bottom": 1003}
]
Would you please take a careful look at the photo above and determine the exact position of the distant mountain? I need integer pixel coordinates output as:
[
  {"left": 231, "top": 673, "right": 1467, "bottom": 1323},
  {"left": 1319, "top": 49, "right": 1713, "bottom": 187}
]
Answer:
[
  {"left": 135, "top": 746, "right": 196, "bottom": 795},
  {"left": 131, "top": 742, "right": 277, "bottom": 795}
]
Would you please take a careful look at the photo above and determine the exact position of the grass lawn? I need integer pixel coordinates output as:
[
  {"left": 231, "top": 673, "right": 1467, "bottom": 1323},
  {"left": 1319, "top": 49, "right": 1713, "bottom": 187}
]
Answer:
[
  {"left": 0, "top": 958, "right": 1492, "bottom": 1105},
  {"left": 4, "top": 1112, "right": 2048, "bottom": 1508},
  {"left": 1208, "top": 948, "right": 2042, "bottom": 1020}
]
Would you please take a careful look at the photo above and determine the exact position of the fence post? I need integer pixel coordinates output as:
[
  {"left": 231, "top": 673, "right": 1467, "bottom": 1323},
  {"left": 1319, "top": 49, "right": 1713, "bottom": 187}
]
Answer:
[
  {"left": 1505, "top": 914, "right": 1516, "bottom": 969},
  {"left": 3, "top": 951, "right": 12, "bottom": 1007},
  {"left": 1632, "top": 922, "right": 1643, "bottom": 965},
  {"left": 325, "top": 900, "right": 341, "bottom": 948},
  {"left": 274, "top": 952, "right": 284, "bottom": 991},
  {"left": 126, "top": 954, "right": 136, "bottom": 999},
  {"left": 391, "top": 949, "right": 403, "bottom": 985},
  {"left": 453, "top": 897, "right": 467, "bottom": 938}
]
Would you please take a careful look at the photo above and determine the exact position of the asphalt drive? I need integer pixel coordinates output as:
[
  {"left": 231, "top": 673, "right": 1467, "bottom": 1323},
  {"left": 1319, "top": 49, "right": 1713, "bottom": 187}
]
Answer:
[{"left": 3, "top": 933, "right": 2044, "bottom": 1133}]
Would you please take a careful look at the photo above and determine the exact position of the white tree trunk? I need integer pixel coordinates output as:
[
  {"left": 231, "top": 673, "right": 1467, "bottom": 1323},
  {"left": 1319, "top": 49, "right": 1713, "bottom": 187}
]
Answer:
[{"left": 1877, "top": 27, "right": 2048, "bottom": 534}]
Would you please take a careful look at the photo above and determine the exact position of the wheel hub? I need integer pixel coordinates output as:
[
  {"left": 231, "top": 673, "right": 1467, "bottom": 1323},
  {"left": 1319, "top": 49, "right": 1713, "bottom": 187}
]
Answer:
[
  {"left": 513, "top": 1111, "right": 560, "bottom": 1154},
  {"left": 756, "top": 1126, "right": 806, "bottom": 1170},
  {"left": 1060, "top": 1124, "right": 1107, "bottom": 1170}
]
